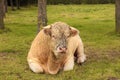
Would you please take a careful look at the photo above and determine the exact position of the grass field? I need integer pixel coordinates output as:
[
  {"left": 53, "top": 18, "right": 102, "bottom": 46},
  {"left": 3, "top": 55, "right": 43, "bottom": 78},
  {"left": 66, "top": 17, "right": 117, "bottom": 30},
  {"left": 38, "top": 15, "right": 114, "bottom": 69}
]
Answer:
[{"left": 0, "top": 4, "right": 120, "bottom": 80}]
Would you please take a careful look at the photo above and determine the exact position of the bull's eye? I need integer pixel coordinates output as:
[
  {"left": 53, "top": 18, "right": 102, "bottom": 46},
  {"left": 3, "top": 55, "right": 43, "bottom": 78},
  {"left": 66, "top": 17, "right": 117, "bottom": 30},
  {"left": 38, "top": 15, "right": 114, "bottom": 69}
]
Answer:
[
  {"left": 66, "top": 35, "right": 70, "bottom": 38},
  {"left": 52, "top": 35, "right": 55, "bottom": 38},
  {"left": 52, "top": 35, "right": 56, "bottom": 39}
]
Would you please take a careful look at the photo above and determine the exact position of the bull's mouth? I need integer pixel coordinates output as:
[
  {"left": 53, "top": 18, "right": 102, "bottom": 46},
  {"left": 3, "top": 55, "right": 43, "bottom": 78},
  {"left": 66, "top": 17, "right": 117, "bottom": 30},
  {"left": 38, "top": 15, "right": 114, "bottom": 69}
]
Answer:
[
  {"left": 56, "top": 51, "right": 66, "bottom": 54},
  {"left": 53, "top": 51, "right": 66, "bottom": 57}
]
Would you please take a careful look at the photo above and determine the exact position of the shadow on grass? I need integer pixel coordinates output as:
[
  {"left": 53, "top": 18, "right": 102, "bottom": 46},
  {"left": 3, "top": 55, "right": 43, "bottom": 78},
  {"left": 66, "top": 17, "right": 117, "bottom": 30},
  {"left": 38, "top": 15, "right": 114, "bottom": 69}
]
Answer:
[
  {"left": 1, "top": 49, "right": 18, "bottom": 54},
  {"left": 106, "top": 31, "right": 120, "bottom": 37},
  {"left": 0, "top": 28, "right": 11, "bottom": 34}
]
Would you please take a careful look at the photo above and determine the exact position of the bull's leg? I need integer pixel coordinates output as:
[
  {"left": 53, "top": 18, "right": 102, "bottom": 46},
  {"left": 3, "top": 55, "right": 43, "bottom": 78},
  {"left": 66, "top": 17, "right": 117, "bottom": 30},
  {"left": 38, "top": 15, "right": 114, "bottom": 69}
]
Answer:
[
  {"left": 28, "top": 60, "right": 43, "bottom": 73},
  {"left": 63, "top": 56, "right": 74, "bottom": 71},
  {"left": 76, "top": 38, "right": 86, "bottom": 64}
]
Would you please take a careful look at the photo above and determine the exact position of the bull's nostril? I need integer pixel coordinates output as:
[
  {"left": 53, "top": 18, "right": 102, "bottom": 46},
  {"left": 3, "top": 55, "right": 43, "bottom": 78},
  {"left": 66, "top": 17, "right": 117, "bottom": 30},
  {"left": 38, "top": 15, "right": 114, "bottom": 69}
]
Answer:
[
  {"left": 59, "top": 47, "right": 62, "bottom": 50},
  {"left": 63, "top": 46, "right": 67, "bottom": 50}
]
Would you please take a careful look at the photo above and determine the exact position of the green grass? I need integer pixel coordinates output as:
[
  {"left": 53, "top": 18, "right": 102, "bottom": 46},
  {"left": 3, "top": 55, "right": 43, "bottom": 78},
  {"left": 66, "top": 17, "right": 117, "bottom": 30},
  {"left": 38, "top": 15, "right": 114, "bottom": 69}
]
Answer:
[{"left": 0, "top": 4, "right": 120, "bottom": 80}]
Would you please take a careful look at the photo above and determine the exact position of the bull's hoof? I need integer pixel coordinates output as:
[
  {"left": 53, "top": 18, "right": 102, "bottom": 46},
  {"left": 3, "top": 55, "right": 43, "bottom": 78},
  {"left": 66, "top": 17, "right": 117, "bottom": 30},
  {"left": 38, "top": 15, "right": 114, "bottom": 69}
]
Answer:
[{"left": 77, "top": 55, "right": 86, "bottom": 64}]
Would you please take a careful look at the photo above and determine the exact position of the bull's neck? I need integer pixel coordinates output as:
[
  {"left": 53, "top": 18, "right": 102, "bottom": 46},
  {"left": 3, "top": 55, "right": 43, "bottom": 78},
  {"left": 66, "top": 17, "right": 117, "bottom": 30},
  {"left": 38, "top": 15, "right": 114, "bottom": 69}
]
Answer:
[
  {"left": 47, "top": 52, "right": 62, "bottom": 74},
  {"left": 50, "top": 52, "right": 62, "bottom": 62}
]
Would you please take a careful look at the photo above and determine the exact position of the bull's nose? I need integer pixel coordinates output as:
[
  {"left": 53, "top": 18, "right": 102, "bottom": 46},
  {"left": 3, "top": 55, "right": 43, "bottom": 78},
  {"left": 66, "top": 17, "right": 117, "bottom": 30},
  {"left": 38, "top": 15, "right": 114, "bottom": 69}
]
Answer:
[{"left": 59, "top": 46, "right": 67, "bottom": 52}]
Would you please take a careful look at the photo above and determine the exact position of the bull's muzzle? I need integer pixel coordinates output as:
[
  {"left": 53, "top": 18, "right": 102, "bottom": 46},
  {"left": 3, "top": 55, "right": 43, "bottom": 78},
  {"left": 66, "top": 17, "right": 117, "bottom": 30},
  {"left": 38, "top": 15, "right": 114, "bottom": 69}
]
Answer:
[{"left": 57, "top": 46, "right": 67, "bottom": 53}]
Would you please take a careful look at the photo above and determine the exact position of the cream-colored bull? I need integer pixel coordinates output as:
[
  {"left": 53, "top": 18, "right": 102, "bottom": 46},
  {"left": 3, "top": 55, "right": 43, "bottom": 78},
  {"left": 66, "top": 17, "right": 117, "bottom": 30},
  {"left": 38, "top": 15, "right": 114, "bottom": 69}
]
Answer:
[{"left": 27, "top": 22, "right": 86, "bottom": 74}]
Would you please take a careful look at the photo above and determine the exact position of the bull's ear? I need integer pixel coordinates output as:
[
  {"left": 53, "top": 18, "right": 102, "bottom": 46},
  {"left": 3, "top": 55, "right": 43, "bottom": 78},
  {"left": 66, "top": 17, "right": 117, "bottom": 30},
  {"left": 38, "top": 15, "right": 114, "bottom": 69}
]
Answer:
[
  {"left": 70, "top": 27, "right": 79, "bottom": 36},
  {"left": 44, "top": 28, "right": 51, "bottom": 36}
]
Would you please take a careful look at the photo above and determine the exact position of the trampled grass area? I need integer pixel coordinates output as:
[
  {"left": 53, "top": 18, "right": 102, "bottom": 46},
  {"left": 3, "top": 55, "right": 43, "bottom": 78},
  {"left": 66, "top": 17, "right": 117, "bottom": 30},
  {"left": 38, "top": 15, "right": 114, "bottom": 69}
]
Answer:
[{"left": 0, "top": 4, "right": 120, "bottom": 80}]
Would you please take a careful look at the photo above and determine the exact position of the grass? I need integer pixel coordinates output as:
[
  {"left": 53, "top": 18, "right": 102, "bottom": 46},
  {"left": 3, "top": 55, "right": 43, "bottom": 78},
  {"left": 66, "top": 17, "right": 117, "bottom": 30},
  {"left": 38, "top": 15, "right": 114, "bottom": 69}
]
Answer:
[{"left": 0, "top": 4, "right": 120, "bottom": 80}]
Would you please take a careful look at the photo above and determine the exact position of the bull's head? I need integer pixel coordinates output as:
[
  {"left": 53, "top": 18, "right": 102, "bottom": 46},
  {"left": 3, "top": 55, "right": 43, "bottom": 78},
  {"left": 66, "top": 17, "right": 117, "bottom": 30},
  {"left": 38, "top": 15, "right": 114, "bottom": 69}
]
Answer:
[{"left": 44, "top": 22, "right": 78, "bottom": 58}]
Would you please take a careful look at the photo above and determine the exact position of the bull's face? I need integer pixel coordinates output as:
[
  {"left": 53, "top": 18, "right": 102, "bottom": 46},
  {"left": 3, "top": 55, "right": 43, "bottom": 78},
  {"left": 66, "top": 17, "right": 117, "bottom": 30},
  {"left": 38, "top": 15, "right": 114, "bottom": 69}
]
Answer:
[{"left": 44, "top": 22, "right": 78, "bottom": 57}]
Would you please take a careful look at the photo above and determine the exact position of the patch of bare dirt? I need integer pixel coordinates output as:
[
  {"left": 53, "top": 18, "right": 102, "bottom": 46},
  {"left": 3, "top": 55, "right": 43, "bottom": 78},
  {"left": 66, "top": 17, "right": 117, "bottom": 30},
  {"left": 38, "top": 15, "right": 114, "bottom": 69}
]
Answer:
[
  {"left": 84, "top": 47, "right": 120, "bottom": 62},
  {"left": 0, "top": 53, "right": 7, "bottom": 57},
  {"left": 107, "top": 77, "right": 120, "bottom": 80},
  {"left": 0, "top": 53, "right": 16, "bottom": 60}
]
